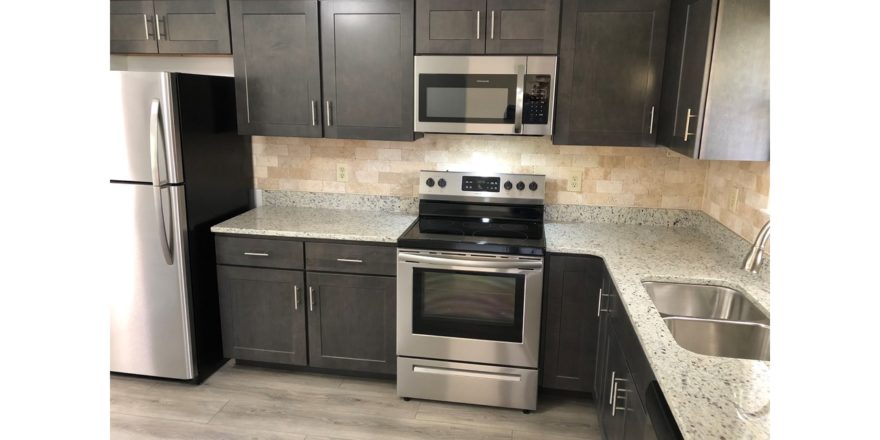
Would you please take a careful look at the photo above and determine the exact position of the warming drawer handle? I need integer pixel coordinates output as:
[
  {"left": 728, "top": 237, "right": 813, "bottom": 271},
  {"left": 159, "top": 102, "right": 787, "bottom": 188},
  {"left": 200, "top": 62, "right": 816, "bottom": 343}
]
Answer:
[
  {"left": 413, "top": 366, "right": 521, "bottom": 382},
  {"left": 398, "top": 252, "right": 542, "bottom": 269}
]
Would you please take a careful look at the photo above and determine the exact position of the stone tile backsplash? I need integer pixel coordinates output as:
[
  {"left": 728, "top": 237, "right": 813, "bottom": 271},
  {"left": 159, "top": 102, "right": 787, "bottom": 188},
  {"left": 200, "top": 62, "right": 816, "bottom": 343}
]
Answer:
[{"left": 252, "top": 134, "right": 770, "bottom": 243}]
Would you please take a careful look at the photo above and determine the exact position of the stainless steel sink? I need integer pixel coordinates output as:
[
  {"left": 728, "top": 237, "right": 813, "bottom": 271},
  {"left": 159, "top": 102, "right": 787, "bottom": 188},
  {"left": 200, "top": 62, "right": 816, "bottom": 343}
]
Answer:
[
  {"left": 642, "top": 281, "right": 770, "bottom": 361},
  {"left": 642, "top": 281, "right": 769, "bottom": 324},
  {"left": 663, "top": 317, "right": 770, "bottom": 361}
]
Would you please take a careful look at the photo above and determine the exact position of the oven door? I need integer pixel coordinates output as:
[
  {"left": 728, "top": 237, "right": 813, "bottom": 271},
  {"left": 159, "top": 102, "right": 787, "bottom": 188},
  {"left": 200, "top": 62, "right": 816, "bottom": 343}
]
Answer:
[{"left": 397, "top": 249, "right": 544, "bottom": 368}]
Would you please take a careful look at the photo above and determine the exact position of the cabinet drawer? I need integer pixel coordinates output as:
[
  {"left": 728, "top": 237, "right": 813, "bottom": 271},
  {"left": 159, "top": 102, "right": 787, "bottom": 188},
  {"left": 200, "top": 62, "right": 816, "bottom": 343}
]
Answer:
[
  {"left": 305, "top": 242, "right": 396, "bottom": 276},
  {"left": 215, "top": 236, "right": 304, "bottom": 269}
]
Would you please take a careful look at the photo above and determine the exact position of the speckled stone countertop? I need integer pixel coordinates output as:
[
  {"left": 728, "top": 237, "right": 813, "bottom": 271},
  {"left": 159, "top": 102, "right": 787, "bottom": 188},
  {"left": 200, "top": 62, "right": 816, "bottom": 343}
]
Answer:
[
  {"left": 211, "top": 206, "right": 416, "bottom": 243},
  {"left": 545, "top": 222, "right": 770, "bottom": 440}
]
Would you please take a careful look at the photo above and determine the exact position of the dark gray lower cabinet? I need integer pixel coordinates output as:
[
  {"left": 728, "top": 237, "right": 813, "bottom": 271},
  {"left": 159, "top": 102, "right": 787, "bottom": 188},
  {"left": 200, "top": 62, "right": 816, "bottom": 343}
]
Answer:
[
  {"left": 541, "top": 254, "right": 603, "bottom": 392},
  {"left": 320, "top": 0, "right": 415, "bottom": 141},
  {"left": 595, "top": 276, "right": 682, "bottom": 440},
  {"left": 554, "top": 0, "right": 670, "bottom": 146},
  {"left": 215, "top": 236, "right": 397, "bottom": 376},
  {"left": 229, "top": 0, "right": 323, "bottom": 137},
  {"left": 306, "top": 272, "right": 397, "bottom": 374},
  {"left": 217, "top": 265, "right": 307, "bottom": 365},
  {"left": 111, "top": 1, "right": 159, "bottom": 54}
]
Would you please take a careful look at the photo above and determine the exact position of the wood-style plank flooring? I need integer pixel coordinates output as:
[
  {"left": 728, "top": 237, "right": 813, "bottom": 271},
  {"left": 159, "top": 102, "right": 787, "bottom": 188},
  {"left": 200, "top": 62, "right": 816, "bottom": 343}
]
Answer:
[{"left": 110, "top": 361, "right": 602, "bottom": 440}]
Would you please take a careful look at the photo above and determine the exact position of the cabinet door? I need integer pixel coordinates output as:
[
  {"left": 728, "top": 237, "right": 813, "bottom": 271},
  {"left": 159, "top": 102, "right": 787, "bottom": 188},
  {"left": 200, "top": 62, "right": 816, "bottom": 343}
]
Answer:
[
  {"left": 306, "top": 272, "right": 396, "bottom": 374},
  {"left": 554, "top": 0, "right": 670, "bottom": 146},
  {"left": 217, "top": 266, "right": 307, "bottom": 365},
  {"left": 656, "top": 0, "right": 716, "bottom": 158},
  {"left": 320, "top": 0, "right": 414, "bottom": 141},
  {"left": 541, "top": 254, "right": 603, "bottom": 392},
  {"left": 154, "top": 0, "right": 231, "bottom": 54},
  {"left": 229, "top": 0, "right": 323, "bottom": 137},
  {"left": 484, "top": 0, "right": 560, "bottom": 54},
  {"left": 416, "top": 0, "right": 486, "bottom": 54},
  {"left": 599, "top": 334, "right": 629, "bottom": 440},
  {"left": 111, "top": 1, "right": 159, "bottom": 54},
  {"left": 593, "top": 270, "right": 612, "bottom": 404}
]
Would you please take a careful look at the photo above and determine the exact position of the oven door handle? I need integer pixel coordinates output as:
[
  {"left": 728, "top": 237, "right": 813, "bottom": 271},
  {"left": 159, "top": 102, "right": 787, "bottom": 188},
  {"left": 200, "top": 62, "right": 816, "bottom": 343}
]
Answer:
[{"left": 398, "top": 252, "right": 542, "bottom": 269}]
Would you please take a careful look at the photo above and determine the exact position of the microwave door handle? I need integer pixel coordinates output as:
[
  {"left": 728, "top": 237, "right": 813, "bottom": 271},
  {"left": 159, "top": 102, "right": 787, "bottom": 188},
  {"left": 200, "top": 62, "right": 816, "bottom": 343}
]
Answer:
[
  {"left": 398, "top": 252, "right": 542, "bottom": 269},
  {"left": 514, "top": 64, "right": 524, "bottom": 134}
]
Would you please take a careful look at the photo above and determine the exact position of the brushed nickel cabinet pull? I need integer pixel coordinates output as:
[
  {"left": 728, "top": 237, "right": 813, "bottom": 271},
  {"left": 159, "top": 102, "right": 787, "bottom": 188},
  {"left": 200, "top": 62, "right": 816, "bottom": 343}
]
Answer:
[
  {"left": 476, "top": 11, "right": 481, "bottom": 40},
  {"left": 155, "top": 14, "right": 164, "bottom": 40},
  {"left": 308, "top": 286, "right": 315, "bottom": 312},
  {"left": 243, "top": 252, "right": 269, "bottom": 257},
  {"left": 336, "top": 258, "right": 363, "bottom": 263},
  {"left": 293, "top": 285, "right": 299, "bottom": 311},
  {"left": 325, "top": 101, "right": 332, "bottom": 126},
  {"left": 684, "top": 108, "right": 697, "bottom": 141},
  {"left": 649, "top": 105, "right": 655, "bottom": 134},
  {"left": 310, "top": 100, "right": 317, "bottom": 126},
  {"left": 490, "top": 11, "right": 495, "bottom": 39},
  {"left": 143, "top": 14, "right": 151, "bottom": 40}
]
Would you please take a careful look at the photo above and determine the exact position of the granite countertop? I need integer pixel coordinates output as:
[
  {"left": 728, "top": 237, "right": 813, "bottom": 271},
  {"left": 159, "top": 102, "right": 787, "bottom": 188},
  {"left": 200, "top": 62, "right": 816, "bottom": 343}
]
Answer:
[
  {"left": 210, "top": 206, "right": 416, "bottom": 243},
  {"left": 545, "top": 221, "right": 770, "bottom": 440}
]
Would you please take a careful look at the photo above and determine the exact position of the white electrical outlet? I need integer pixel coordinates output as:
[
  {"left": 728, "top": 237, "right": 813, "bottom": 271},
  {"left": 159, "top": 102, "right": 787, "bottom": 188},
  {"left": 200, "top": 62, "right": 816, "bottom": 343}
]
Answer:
[
  {"left": 336, "top": 163, "right": 349, "bottom": 182},
  {"left": 728, "top": 187, "right": 740, "bottom": 211},
  {"left": 567, "top": 172, "right": 582, "bottom": 192}
]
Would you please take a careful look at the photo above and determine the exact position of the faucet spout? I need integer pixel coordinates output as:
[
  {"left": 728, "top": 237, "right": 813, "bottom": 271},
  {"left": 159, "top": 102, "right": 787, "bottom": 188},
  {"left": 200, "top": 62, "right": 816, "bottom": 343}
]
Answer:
[{"left": 742, "top": 220, "right": 770, "bottom": 273}]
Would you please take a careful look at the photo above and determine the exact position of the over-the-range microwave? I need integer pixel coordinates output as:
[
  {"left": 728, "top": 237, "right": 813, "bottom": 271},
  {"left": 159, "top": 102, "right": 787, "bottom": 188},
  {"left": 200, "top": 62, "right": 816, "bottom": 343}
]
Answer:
[{"left": 414, "top": 56, "right": 557, "bottom": 136}]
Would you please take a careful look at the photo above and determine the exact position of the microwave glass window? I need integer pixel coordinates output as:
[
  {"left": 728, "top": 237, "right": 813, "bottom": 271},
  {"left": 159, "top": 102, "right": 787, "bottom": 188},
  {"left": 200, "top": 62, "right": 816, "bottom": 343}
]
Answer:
[{"left": 425, "top": 87, "right": 510, "bottom": 120}]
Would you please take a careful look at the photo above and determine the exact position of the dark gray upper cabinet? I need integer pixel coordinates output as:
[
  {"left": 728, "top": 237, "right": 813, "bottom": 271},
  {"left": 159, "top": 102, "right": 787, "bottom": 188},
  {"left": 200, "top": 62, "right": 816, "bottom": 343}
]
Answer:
[
  {"left": 111, "top": 1, "right": 159, "bottom": 54},
  {"left": 153, "top": 0, "right": 232, "bottom": 54},
  {"left": 416, "top": 0, "right": 486, "bottom": 54},
  {"left": 229, "top": 0, "right": 323, "bottom": 137},
  {"left": 657, "top": 0, "right": 769, "bottom": 161},
  {"left": 320, "top": 0, "right": 415, "bottom": 141},
  {"left": 541, "top": 254, "right": 603, "bottom": 392},
  {"left": 217, "top": 265, "right": 308, "bottom": 366},
  {"left": 111, "top": 0, "right": 231, "bottom": 54},
  {"left": 484, "top": 0, "right": 560, "bottom": 54},
  {"left": 554, "top": 0, "right": 670, "bottom": 146},
  {"left": 416, "top": 0, "right": 560, "bottom": 54},
  {"left": 306, "top": 272, "right": 397, "bottom": 374}
]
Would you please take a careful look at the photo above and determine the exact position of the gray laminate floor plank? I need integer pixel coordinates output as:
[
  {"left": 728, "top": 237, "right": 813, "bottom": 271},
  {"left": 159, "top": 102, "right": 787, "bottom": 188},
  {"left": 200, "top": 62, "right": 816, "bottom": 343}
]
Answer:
[
  {"left": 415, "top": 395, "right": 599, "bottom": 439},
  {"left": 111, "top": 413, "right": 305, "bottom": 440},
  {"left": 110, "top": 362, "right": 599, "bottom": 440},
  {"left": 209, "top": 398, "right": 514, "bottom": 440}
]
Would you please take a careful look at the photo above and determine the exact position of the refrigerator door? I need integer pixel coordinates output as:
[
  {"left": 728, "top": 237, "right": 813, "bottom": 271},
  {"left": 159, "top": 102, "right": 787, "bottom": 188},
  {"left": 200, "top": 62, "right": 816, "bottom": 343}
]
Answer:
[
  {"left": 109, "top": 71, "right": 184, "bottom": 184},
  {"left": 109, "top": 181, "right": 194, "bottom": 379}
]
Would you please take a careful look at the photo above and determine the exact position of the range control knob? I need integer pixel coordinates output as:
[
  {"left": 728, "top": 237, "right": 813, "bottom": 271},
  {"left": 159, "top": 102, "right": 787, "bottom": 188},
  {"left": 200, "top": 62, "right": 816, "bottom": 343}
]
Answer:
[
  {"left": 529, "top": 181, "right": 539, "bottom": 191},
  {"left": 438, "top": 178, "right": 447, "bottom": 188},
  {"left": 516, "top": 181, "right": 525, "bottom": 191},
  {"left": 503, "top": 181, "right": 513, "bottom": 190},
  {"left": 425, "top": 178, "right": 435, "bottom": 187}
]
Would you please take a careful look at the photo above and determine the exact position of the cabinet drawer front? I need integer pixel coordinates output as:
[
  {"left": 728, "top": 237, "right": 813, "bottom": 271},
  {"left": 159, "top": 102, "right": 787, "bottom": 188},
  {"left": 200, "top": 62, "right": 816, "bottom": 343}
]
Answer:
[
  {"left": 305, "top": 242, "right": 396, "bottom": 275},
  {"left": 215, "top": 236, "right": 304, "bottom": 269}
]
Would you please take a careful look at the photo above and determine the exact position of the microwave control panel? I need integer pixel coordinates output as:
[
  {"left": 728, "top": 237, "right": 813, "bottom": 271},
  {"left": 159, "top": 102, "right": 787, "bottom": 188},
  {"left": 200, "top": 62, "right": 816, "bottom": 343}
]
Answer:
[{"left": 523, "top": 74, "right": 551, "bottom": 125}]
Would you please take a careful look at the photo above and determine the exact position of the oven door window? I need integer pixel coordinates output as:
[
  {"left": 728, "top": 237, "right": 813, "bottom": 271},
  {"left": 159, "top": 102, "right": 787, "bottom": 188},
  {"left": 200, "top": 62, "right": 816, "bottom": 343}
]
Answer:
[
  {"left": 418, "top": 74, "right": 517, "bottom": 124},
  {"left": 412, "top": 268, "right": 524, "bottom": 343}
]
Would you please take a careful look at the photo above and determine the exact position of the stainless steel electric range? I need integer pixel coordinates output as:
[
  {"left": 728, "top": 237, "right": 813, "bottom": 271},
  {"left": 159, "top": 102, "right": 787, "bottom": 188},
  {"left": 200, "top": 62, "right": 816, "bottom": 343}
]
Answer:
[{"left": 396, "top": 170, "right": 546, "bottom": 412}]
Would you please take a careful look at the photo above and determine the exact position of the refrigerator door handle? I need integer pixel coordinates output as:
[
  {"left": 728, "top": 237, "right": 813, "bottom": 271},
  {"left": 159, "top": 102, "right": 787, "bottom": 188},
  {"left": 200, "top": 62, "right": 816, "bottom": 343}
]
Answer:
[{"left": 150, "top": 98, "right": 174, "bottom": 265}]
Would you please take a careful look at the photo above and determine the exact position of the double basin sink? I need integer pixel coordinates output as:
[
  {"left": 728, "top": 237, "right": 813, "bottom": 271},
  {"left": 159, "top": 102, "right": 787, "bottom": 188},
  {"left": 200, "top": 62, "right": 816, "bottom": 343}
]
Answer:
[{"left": 642, "top": 281, "right": 770, "bottom": 361}]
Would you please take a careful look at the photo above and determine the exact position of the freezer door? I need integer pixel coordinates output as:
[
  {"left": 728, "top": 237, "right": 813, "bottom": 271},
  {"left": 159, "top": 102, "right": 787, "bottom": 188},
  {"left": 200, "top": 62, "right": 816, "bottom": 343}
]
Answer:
[
  {"left": 108, "top": 71, "right": 183, "bottom": 184},
  {"left": 109, "top": 182, "right": 195, "bottom": 379}
]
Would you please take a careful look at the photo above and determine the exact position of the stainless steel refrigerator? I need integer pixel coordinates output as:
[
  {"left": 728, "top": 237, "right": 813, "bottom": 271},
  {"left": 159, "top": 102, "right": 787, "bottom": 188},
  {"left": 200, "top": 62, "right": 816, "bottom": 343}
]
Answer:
[{"left": 109, "top": 71, "right": 252, "bottom": 381}]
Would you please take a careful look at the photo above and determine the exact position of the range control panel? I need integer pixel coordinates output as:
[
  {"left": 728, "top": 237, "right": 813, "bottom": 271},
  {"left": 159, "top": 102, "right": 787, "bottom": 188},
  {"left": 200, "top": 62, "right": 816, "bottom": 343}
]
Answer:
[{"left": 420, "top": 171, "right": 545, "bottom": 203}]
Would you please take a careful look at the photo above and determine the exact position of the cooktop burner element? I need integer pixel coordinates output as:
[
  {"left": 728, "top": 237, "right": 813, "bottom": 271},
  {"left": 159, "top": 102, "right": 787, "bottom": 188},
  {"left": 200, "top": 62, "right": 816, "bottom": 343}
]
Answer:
[{"left": 397, "top": 171, "right": 546, "bottom": 256}]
